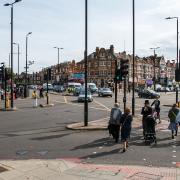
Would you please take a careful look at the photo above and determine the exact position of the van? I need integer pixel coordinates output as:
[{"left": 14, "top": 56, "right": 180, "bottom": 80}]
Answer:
[
  {"left": 68, "top": 82, "right": 82, "bottom": 89},
  {"left": 87, "top": 83, "right": 98, "bottom": 93}
]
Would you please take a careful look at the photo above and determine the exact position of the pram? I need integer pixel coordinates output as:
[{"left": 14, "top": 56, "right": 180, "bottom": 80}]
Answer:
[{"left": 144, "top": 115, "right": 157, "bottom": 144}]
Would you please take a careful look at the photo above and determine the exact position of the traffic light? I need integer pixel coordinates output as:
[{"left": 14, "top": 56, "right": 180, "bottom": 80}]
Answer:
[
  {"left": 120, "top": 59, "right": 129, "bottom": 77},
  {"left": 115, "top": 69, "right": 122, "bottom": 81},
  {"left": 47, "top": 68, "right": 51, "bottom": 80},
  {"left": 175, "top": 69, "right": 180, "bottom": 82},
  {"left": 0, "top": 66, "right": 3, "bottom": 81}
]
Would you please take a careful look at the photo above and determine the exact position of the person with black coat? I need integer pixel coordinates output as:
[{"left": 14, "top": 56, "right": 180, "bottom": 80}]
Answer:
[
  {"left": 120, "top": 107, "right": 133, "bottom": 152},
  {"left": 141, "top": 100, "right": 153, "bottom": 138}
]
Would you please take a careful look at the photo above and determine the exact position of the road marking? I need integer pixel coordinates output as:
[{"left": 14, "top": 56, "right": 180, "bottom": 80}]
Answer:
[
  {"left": 64, "top": 96, "right": 67, "bottom": 103},
  {"left": 172, "top": 162, "right": 176, "bottom": 165},
  {"left": 172, "top": 155, "right": 176, "bottom": 158},
  {"left": 93, "top": 100, "right": 111, "bottom": 111},
  {"left": 53, "top": 100, "right": 109, "bottom": 111}
]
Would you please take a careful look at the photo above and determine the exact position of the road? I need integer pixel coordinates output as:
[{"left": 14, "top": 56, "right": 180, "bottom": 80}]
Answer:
[{"left": 0, "top": 91, "right": 179, "bottom": 168}]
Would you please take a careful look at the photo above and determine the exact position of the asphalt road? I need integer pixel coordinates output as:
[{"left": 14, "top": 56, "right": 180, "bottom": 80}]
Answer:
[{"left": 0, "top": 91, "right": 179, "bottom": 168}]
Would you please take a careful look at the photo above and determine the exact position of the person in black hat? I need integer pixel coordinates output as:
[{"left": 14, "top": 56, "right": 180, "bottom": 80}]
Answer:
[{"left": 141, "top": 100, "right": 153, "bottom": 138}]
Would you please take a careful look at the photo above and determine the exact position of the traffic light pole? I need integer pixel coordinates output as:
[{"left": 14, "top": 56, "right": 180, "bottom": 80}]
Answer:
[
  {"left": 123, "top": 76, "right": 127, "bottom": 112},
  {"left": 46, "top": 69, "right": 49, "bottom": 105},
  {"left": 115, "top": 60, "right": 118, "bottom": 103},
  {"left": 4, "top": 68, "right": 7, "bottom": 110}
]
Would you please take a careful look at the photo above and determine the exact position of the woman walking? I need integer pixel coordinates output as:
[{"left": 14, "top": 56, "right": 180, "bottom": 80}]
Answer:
[{"left": 120, "top": 107, "right": 133, "bottom": 152}]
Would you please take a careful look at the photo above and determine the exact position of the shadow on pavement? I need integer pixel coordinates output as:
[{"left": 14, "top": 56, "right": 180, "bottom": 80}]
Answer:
[
  {"left": 81, "top": 148, "right": 121, "bottom": 159},
  {"left": 71, "top": 137, "right": 117, "bottom": 151}
]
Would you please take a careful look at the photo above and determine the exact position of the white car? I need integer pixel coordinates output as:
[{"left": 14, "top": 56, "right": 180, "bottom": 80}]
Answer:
[
  {"left": 98, "top": 88, "right": 113, "bottom": 97},
  {"left": 78, "top": 91, "right": 93, "bottom": 102}
]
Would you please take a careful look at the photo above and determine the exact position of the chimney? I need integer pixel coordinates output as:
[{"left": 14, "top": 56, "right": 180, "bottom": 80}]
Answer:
[{"left": 110, "top": 45, "right": 114, "bottom": 54}]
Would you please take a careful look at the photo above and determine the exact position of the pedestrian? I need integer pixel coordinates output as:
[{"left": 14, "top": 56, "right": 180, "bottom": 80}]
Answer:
[
  {"left": 141, "top": 100, "right": 153, "bottom": 138},
  {"left": 151, "top": 97, "right": 161, "bottom": 123},
  {"left": 108, "top": 103, "right": 122, "bottom": 143},
  {"left": 32, "top": 90, "right": 38, "bottom": 108},
  {"left": 39, "top": 87, "right": 44, "bottom": 98},
  {"left": 168, "top": 104, "right": 179, "bottom": 139},
  {"left": 120, "top": 107, "right": 133, "bottom": 152}
]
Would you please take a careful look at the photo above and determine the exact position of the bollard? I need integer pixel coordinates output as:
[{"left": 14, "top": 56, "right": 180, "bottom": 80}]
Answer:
[{"left": 6, "top": 97, "right": 10, "bottom": 109}]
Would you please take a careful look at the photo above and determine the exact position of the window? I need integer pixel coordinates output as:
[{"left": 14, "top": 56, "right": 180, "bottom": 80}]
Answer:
[
  {"left": 107, "top": 61, "right": 111, "bottom": 66},
  {"left": 99, "top": 61, "right": 104, "bottom": 66}
]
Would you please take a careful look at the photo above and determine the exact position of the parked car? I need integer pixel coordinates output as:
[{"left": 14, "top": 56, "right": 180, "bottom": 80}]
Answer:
[
  {"left": 98, "top": 88, "right": 113, "bottom": 97},
  {"left": 78, "top": 91, "right": 93, "bottom": 102},
  {"left": 53, "top": 85, "right": 64, "bottom": 92},
  {"left": 138, "top": 89, "right": 160, "bottom": 99},
  {"left": 43, "top": 83, "right": 54, "bottom": 91}
]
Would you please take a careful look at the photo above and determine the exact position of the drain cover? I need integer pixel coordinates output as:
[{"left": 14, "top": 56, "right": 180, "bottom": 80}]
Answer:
[{"left": 16, "top": 150, "right": 28, "bottom": 155}]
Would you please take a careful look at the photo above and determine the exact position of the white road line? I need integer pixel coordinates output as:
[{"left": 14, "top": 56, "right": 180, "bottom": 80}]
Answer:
[
  {"left": 53, "top": 100, "right": 109, "bottom": 111},
  {"left": 93, "top": 100, "right": 110, "bottom": 111}
]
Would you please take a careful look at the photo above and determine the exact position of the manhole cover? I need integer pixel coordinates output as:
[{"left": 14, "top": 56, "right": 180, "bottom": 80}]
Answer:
[
  {"left": 16, "top": 150, "right": 28, "bottom": 156},
  {"left": 0, "top": 166, "right": 8, "bottom": 173},
  {"left": 128, "top": 172, "right": 162, "bottom": 180},
  {"left": 37, "top": 150, "right": 48, "bottom": 155}
]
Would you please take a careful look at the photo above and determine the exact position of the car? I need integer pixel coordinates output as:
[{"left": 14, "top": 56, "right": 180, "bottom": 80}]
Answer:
[
  {"left": 98, "top": 88, "right": 113, "bottom": 97},
  {"left": 73, "top": 87, "right": 83, "bottom": 96},
  {"left": 53, "top": 85, "right": 64, "bottom": 92},
  {"left": 138, "top": 89, "right": 160, "bottom": 99},
  {"left": 43, "top": 83, "right": 54, "bottom": 91},
  {"left": 87, "top": 83, "right": 98, "bottom": 93},
  {"left": 160, "top": 87, "right": 171, "bottom": 92},
  {"left": 78, "top": 91, "right": 93, "bottom": 102}
]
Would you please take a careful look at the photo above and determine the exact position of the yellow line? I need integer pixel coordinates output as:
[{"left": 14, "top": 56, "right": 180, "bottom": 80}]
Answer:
[
  {"left": 64, "top": 96, "right": 67, "bottom": 103},
  {"left": 93, "top": 99, "right": 111, "bottom": 111}
]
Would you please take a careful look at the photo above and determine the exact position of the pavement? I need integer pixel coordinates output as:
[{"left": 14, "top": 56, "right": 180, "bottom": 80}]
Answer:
[
  {"left": 0, "top": 117, "right": 178, "bottom": 179},
  {"left": 0, "top": 158, "right": 179, "bottom": 180}
]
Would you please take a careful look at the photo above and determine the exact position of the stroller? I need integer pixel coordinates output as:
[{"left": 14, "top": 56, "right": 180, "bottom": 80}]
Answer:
[{"left": 144, "top": 115, "right": 157, "bottom": 144}]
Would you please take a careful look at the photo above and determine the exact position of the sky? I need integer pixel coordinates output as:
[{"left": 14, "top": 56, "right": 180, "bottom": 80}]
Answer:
[{"left": 0, "top": 0, "right": 180, "bottom": 73}]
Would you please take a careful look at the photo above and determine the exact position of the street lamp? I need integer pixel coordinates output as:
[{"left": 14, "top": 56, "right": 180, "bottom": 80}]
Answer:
[
  {"left": 4, "top": 0, "right": 22, "bottom": 109},
  {"left": 13, "top": 42, "right": 20, "bottom": 81},
  {"left": 54, "top": 47, "right": 63, "bottom": 73},
  {"left": 165, "top": 16, "right": 179, "bottom": 103},
  {"left": 84, "top": 0, "right": 88, "bottom": 126},
  {"left": 25, "top": 32, "right": 32, "bottom": 98},
  {"left": 150, "top": 47, "right": 160, "bottom": 91},
  {"left": 132, "top": 0, "right": 135, "bottom": 116}
]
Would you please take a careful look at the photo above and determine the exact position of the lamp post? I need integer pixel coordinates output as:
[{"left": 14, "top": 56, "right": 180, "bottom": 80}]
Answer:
[
  {"left": 4, "top": 0, "right": 22, "bottom": 109},
  {"left": 54, "top": 47, "right": 63, "bottom": 80},
  {"left": 150, "top": 47, "right": 160, "bottom": 91},
  {"left": 84, "top": 0, "right": 88, "bottom": 126},
  {"left": 165, "top": 16, "right": 179, "bottom": 103},
  {"left": 132, "top": 0, "right": 135, "bottom": 116},
  {"left": 25, "top": 32, "right": 32, "bottom": 98},
  {"left": 13, "top": 42, "right": 20, "bottom": 81}
]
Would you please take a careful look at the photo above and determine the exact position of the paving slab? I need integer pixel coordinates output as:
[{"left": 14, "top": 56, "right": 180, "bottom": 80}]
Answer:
[{"left": 0, "top": 159, "right": 178, "bottom": 180}]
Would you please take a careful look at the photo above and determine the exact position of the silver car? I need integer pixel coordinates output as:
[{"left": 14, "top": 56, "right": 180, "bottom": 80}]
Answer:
[
  {"left": 98, "top": 88, "right": 113, "bottom": 97},
  {"left": 78, "top": 91, "right": 93, "bottom": 102}
]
